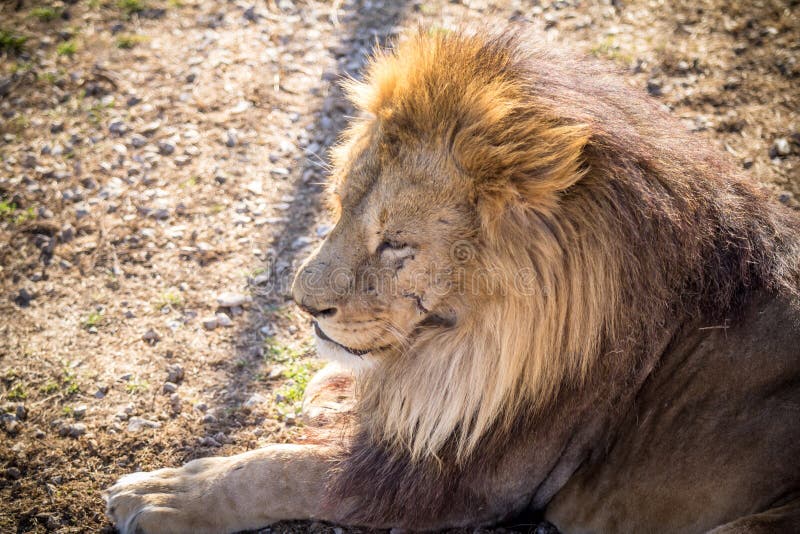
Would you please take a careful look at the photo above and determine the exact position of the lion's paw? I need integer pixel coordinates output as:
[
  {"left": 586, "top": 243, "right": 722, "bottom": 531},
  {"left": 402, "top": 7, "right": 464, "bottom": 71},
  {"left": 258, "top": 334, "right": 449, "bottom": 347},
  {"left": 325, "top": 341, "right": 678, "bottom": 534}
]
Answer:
[{"left": 103, "top": 458, "right": 226, "bottom": 534}]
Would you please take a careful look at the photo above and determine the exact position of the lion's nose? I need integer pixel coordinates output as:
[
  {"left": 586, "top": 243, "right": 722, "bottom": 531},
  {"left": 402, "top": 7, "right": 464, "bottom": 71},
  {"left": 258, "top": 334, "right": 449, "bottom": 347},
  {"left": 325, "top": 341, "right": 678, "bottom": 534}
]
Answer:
[{"left": 297, "top": 299, "right": 337, "bottom": 319}]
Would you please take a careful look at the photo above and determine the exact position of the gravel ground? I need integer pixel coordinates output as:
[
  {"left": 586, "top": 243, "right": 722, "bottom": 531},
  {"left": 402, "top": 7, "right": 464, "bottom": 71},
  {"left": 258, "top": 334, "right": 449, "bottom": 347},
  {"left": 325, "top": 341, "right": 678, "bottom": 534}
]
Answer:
[{"left": 0, "top": 0, "right": 797, "bottom": 532}]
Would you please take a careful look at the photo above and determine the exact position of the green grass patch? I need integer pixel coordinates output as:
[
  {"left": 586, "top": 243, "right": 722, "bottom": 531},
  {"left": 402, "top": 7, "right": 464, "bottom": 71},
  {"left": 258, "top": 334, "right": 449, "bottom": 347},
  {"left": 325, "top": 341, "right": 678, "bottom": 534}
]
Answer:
[
  {"left": 0, "top": 201, "right": 36, "bottom": 225},
  {"left": 589, "top": 36, "right": 635, "bottom": 64},
  {"left": 181, "top": 176, "right": 199, "bottom": 188},
  {"left": 84, "top": 310, "right": 104, "bottom": 329},
  {"left": 41, "top": 381, "right": 59, "bottom": 394},
  {"left": 153, "top": 289, "right": 182, "bottom": 311},
  {"left": 6, "top": 115, "right": 29, "bottom": 134},
  {"left": 115, "top": 33, "right": 148, "bottom": 49},
  {"left": 30, "top": 7, "right": 60, "bottom": 22},
  {"left": 274, "top": 358, "right": 321, "bottom": 418},
  {"left": 117, "top": 0, "right": 146, "bottom": 15},
  {"left": 125, "top": 377, "right": 149, "bottom": 394},
  {"left": 41, "top": 71, "right": 59, "bottom": 84},
  {"left": 263, "top": 338, "right": 312, "bottom": 363},
  {"left": 0, "top": 200, "right": 15, "bottom": 219},
  {"left": 56, "top": 40, "right": 77, "bottom": 57},
  {"left": 0, "top": 30, "right": 27, "bottom": 53},
  {"left": 7, "top": 383, "right": 27, "bottom": 400},
  {"left": 62, "top": 368, "right": 80, "bottom": 395}
]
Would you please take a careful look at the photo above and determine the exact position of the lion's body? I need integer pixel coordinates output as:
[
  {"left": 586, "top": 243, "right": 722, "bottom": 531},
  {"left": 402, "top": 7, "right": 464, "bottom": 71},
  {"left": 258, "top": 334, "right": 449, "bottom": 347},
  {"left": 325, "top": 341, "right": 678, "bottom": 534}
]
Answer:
[
  {"left": 548, "top": 292, "right": 800, "bottom": 533},
  {"left": 105, "top": 29, "right": 800, "bottom": 534}
]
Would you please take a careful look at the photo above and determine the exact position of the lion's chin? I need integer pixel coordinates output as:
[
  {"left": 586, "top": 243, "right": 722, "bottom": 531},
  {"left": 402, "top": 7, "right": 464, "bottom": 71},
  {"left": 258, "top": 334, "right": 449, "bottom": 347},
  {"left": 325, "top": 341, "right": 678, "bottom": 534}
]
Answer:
[{"left": 314, "top": 333, "right": 377, "bottom": 373}]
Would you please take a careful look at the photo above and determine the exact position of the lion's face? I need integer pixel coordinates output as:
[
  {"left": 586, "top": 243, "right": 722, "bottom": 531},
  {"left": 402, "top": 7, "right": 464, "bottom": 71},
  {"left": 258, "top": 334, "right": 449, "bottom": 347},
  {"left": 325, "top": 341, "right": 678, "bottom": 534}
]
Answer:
[{"left": 292, "top": 134, "right": 478, "bottom": 364}]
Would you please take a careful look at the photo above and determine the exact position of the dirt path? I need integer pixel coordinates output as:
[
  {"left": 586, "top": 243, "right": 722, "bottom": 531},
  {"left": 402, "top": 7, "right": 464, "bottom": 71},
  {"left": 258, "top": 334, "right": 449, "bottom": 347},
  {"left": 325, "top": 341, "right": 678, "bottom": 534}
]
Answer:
[{"left": 1, "top": 0, "right": 797, "bottom": 532}]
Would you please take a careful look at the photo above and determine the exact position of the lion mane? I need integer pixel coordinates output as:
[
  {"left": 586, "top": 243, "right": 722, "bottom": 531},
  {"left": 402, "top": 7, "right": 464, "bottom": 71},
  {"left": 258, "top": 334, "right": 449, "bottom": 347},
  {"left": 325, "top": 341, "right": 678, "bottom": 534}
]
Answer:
[{"left": 324, "top": 29, "right": 800, "bottom": 527}]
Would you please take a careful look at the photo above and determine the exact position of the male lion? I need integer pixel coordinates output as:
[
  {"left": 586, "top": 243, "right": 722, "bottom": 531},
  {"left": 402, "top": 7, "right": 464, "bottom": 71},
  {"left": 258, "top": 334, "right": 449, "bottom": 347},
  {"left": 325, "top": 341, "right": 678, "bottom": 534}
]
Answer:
[{"left": 105, "top": 29, "right": 800, "bottom": 533}]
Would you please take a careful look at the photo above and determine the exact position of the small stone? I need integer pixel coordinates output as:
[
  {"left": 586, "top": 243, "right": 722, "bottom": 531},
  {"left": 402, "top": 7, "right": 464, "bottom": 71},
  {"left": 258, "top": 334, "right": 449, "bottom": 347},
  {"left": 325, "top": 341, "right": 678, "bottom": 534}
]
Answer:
[
  {"left": 22, "top": 154, "right": 38, "bottom": 168},
  {"left": 216, "top": 292, "right": 252, "bottom": 307},
  {"left": 201, "top": 414, "right": 217, "bottom": 424},
  {"left": 166, "top": 364, "right": 184, "bottom": 383},
  {"left": 224, "top": 129, "right": 238, "bottom": 147},
  {"left": 315, "top": 224, "right": 333, "bottom": 237},
  {"left": 215, "top": 313, "right": 233, "bottom": 327},
  {"left": 199, "top": 436, "right": 221, "bottom": 447},
  {"left": 5, "top": 467, "right": 21, "bottom": 480},
  {"left": 59, "top": 224, "right": 75, "bottom": 243},
  {"left": 202, "top": 316, "right": 218, "bottom": 330},
  {"left": 3, "top": 418, "right": 20, "bottom": 435},
  {"left": 130, "top": 134, "right": 147, "bottom": 148},
  {"left": 33, "top": 428, "right": 46, "bottom": 439},
  {"left": 73, "top": 405, "right": 87, "bottom": 418},
  {"left": 185, "top": 72, "right": 197, "bottom": 83},
  {"left": 127, "top": 417, "right": 161, "bottom": 432},
  {"left": 158, "top": 142, "right": 175, "bottom": 155},
  {"left": 291, "top": 236, "right": 313, "bottom": 250},
  {"left": 13, "top": 288, "right": 33, "bottom": 307},
  {"left": 213, "top": 431, "right": 229, "bottom": 444},
  {"left": 244, "top": 393, "right": 267, "bottom": 408},
  {"left": 259, "top": 324, "right": 276, "bottom": 337},
  {"left": 646, "top": 78, "right": 664, "bottom": 97},
  {"left": 67, "top": 423, "right": 86, "bottom": 437},
  {"left": 142, "top": 328, "right": 161, "bottom": 344},
  {"left": 109, "top": 121, "right": 128, "bottom": 136},
  {"left": 778, "top": 192, "right": 793, "bottom": 204},
  {"left": 770, "top": 138, "right": 791, "bottom": 158},
  {"left": 162, "top": 381, "right": 178, "bottom": 394},
  {"left": 50, "top": 122, "right": 65, "bottom": 134},
  {"left": 126, "top": 95, "right": 141, "bottom": 107},
  {"left": 15, "top": 405, "right": 27, "bottom": 421},
  {"left": 142, "top": 121, "right": 161, "bottom": 135},
  {"left": 723, "top": 76, "right": 741, "bottom": 90},
  {"left": 94, "top": 386, "right": 109, "bottom": 399},
  {"left": 245, "top": 180, "right": 263, "bottom": 195},
  {"left": 243, "top": 5, "right": 258, "bottom": 21},
  {"left": 150, "top": 208, "right": 169, "bottom": 220}
]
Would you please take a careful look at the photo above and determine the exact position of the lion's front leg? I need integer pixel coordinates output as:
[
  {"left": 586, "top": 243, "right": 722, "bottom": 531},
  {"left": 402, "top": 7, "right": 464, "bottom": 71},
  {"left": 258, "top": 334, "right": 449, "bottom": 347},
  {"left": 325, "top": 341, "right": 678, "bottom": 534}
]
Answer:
[{"left": 104, "top": 444, "right": 331, "bottom": 534}]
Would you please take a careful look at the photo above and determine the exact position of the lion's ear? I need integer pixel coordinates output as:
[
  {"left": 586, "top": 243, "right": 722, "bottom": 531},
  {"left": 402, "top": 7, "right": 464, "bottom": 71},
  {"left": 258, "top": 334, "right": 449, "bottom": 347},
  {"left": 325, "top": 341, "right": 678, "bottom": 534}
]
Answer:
[{"left": 455, "top": 110, "right": 591, "bottom": 225}]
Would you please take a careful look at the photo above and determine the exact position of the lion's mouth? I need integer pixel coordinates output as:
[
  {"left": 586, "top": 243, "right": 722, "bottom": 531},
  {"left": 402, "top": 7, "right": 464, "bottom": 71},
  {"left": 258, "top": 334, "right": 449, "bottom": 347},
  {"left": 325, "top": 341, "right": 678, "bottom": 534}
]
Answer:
[{"left": 313, "top": 322, "right": 374, "bottom": 356}]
